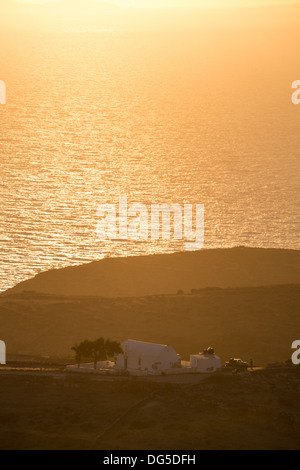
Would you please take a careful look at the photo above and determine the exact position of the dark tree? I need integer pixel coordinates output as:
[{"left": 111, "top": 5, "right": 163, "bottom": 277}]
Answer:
[
  {"left": 72, "top": 337, "right": 122, "bottom": 369},
  {"left": 71, "top": 339, "right": 92, "bottom": 367}
]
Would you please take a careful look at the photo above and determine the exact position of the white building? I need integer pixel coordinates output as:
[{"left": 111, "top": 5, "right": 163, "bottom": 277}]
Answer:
[
  {"left": 115, "top": 339, "right": 181, "bottom": 373},
  {"left": 190, "top": 351, "right": 221, "bottom": 373}
]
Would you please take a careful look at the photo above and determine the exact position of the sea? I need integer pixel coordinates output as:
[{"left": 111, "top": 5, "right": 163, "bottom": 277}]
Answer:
[{"left": 0, "top": 7, "right": 299, "bottom": 292}]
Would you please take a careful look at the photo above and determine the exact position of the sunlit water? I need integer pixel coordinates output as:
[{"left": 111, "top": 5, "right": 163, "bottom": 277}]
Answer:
[{"left": 0, "top": 20, "right": 299, "bottom": 292}]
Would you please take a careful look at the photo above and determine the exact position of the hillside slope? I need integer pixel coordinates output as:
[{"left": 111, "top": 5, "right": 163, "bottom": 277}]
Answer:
[
  {"left": 3, "top": 247, "right": 300, "bottom": 298},
  {"left": 1, "top": 284, "right": 299, "bottom": 365}
]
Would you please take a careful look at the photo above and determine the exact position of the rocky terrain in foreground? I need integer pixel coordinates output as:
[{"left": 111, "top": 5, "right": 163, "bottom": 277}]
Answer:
[{"left": 0, "top": 367, "right": 299, "bottom": 450}]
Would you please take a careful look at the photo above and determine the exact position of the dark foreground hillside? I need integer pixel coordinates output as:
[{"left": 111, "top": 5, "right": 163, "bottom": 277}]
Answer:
[
  {"left": 0, "top": 284, "right": 299, "bottom": 365},
  {"left": 0, "top": 368, "right": 299, "bottom": 450}
]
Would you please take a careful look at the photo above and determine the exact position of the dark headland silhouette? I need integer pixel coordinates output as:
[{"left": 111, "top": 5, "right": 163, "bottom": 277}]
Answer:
[{"left": 3, "top": 247, "right": 300, "bottom": 298}]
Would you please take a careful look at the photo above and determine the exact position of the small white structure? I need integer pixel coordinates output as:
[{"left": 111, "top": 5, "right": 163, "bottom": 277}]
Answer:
[
  {"left": 190, "top": 351, "right": 221, "bottom": 373},
  {"left": 115, "top": 339, "right": 181, "bottom": 373}
]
